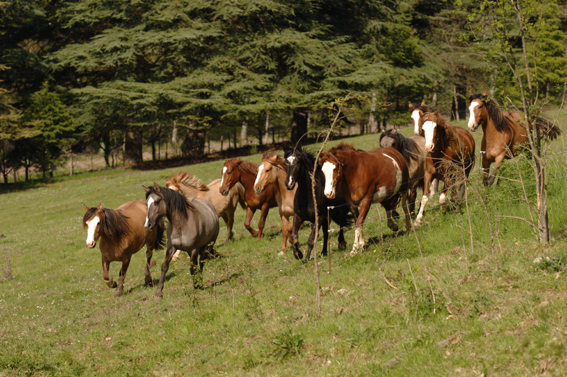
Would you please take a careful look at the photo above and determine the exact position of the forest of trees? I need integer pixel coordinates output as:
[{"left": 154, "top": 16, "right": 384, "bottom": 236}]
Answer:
[{"left": 1, "top": 0, "right": 567, "bottom": 183}]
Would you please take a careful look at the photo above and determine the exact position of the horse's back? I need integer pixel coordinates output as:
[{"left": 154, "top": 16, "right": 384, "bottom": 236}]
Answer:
[{"left": 116, "top": 200, "right": 147, "bottom": 222}]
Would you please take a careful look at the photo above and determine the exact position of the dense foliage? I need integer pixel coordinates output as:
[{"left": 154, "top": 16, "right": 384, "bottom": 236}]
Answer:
[{"left": 1, "top": 0, "right": 566, "bottom": 180}]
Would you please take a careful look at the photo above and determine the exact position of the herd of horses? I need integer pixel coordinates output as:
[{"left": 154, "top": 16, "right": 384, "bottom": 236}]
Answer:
[{"left": 82, "top": 93, "right": 561, "bottom": 297}]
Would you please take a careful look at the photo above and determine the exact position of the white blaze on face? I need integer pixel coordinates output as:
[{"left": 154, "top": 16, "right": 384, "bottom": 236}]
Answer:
[
  {"left": 385, "top": 155, "right": 402, "bottom": 193},
  {"left": 144, "top": 197, "right": 155, "bottom": 228},
  {"left": 220, "top": 166, "right": 227, "bottom": 187},
  {"left": 322, "top": 161, "right": 336, "bottom": 197},
  {"left": 86, "top": 216, "right": 100, "bottom": 247},
  {"left": 468, "top": 101, "right": 480, "bottom": 130},
  {"left": 286, "top": 157, "right": 296, "bottom": 187},
  {"left": 411, "top": 110, "right": 421, "bottom": 135},
  {"left": 422, "top": 121, "right": 437, "bottom": 151},
  {"left": 254, "top": 164, "right": 265, "bottom": 189}
]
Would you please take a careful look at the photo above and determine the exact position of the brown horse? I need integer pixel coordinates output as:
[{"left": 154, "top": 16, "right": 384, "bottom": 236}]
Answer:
[
  {"left": 219, "top": 158, "right": 279, "bottom": 241},
  {"left": 468, "top": 92, "right": 562, "bottom": 185},
  {"left": 82, "top": 201, "right": 165, "bottom": 296},
  {"left": 253, "top": 151, "right": 296, "bottom": 255},
  {"left": 320, "top": 143, "right": 412, "bottom": 256},
  {"left": 409, "top": 101, "right": 429, "bottom": 136},
  {"left": 380, "top": 129, "right": 428, "bottom": 216},
  {"left": 415, "top": 110, "right": 475, "bottom": 226},
  {"left": 165, "top": 171, "right": 246, "bottom": 246}
]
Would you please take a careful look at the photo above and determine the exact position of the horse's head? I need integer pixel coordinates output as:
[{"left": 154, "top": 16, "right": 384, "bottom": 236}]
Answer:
[
  {"left": 421, "top": 110, "right": 444, "bottom": 152},
  {"left": 409, "top": 101, "right": 427, "bottom": 136},
  {"left": 284, "top": 147, "right": 302, "bottom": 190},
  {"left": 219, "top": 159, "right": 240, "bottom": 196},
  {"left": 379, "top": 129, "right": 400, "bottom": 150},
  {"left": 468, "top": 92, "right": 487, "bottom": 132},
  {"left": 143, "top": 183, "right": 167, "bottom": 231},
  {"left": 319, "top": 151, "right": 342, "bottom": 199},
  {"left": 83, "top": 203, "right": 104, "bottom": 248},
  {"left": 164, "top": 176, "right": 180, "bottom": 192},
  {"left": 254, "top": 152, "right": 280, "bottom": 194}
]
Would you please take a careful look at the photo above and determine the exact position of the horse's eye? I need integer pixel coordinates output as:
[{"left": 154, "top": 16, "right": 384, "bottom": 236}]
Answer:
[{"left": 478, "top": 105, "right": 483, "bottom": 109}]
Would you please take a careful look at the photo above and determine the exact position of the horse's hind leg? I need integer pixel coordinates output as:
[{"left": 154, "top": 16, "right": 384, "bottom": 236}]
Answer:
[
  {"left": 223, "top": 212, "right": 234, "bottom": 244},
  {"left": 115, "top": 258, "right": 131, "bottom": 297},
  {"left": 190, "top": 248, "right": 206, "bottom": 290},
  {"left": 291, "top": 214, "right": 304, "bottom": 261},
  {"left": 144, "top": 248, "right": 154, "bottom": 287},
  {"left": 244, "top": 207, "right": 259, "bottom": 238},
  {"left": 102, "top": 259, "right": 117, "bottom": 289}
]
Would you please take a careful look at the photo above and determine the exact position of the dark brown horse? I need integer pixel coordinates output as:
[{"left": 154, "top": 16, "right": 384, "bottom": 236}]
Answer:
[
  {"left": 219, "top": 159, "right": 279, "bottom": 241},
  {"left": 165, "top": 171, "right": 246, "bottom": 247},
  {"left": 415, "top": 110, "right": 475, "bottom": 226},
  {"left": 82, "top": 201, "right": 165, "bottom": 296},
  {"left": 144, "top": 183, "right": 219, "bottom": 297},
  {"left": 253, "top": 152, "right": 296, "bottom": 255},
  {"left": 320, "top": 143, "right": 412, "bottom": 256},
  {"left": 468, "top": 92, "right": 561, "bottom": 185},
  {"left": 409, "top": 101, "right": 429, "bottom": 136}
]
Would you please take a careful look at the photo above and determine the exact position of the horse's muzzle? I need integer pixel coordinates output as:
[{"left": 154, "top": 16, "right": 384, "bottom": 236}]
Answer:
[
  {"left": 220, "top": 189, "right": 229, "bottom": 196},
  {"left": 144, "top": 224, "right": 154, "bottom": 231},
  {"left": 286, "top": 180, "right": 296, "bottom": 190},
  {"left": 425, "top": 144, "right": 434, "bottom": 152},
  {"left": 254, "top": 187, "right": 263, "bottom": 195},
  {"left": 87, "top": 241, "right": 96, "bottom": 249}
]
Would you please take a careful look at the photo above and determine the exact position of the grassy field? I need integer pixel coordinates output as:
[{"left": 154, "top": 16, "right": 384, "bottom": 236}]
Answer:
[{"left": 2, "top": 119, "right": 567, "bottom": 376}]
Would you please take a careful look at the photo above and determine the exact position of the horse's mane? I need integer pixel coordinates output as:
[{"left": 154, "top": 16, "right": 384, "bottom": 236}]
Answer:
[
  {"left": 146, "top": 185, "right": 195, "bottom": 219},
  {"left": 262, "top": 151, "right": 286, "bottom": 170},
  {"left": 226, "top": 159, "right": 259, "bottom": 177},
  {"left": 329, "top": 142, "right": 364, "bottom": 155},
  {"left": 82, "top": 207, "right": 131, "bottom": 241},
  {"left": 285, "top": 147, "right": 316, "bottom": 170},
  {"left": 470, "top": 94, "right": 514, "bottom": 134},
  {"left": 168, "top": 171, "right": 209, "bottom": 191},
  {"left": 421, "top": 112, "right": 460, "bottom": 146},
  {"left": 380, "top": 130, "right": 421, "bottom": 162}
]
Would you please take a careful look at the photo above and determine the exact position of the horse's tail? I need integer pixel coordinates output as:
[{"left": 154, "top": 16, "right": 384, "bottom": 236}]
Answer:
[
  {"left": 153, "top": 218, "right": 166, "bottom": 250},
  {"left": 236, "top": 183, "right": 248, "bottom": 210},
  {"left": 535, "top": 116, "right": 562, "bottom": 140}
]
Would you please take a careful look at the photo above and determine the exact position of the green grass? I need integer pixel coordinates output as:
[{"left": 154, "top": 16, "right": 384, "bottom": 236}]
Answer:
[{"left": 2, "top": 121, "right": 567, "bottom": 376}]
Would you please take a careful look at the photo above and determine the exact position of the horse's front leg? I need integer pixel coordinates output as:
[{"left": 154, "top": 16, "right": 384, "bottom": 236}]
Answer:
[
  {"left": 101, "top": 259, "right": 117, "bottom": 289},
  {"left": 351, "top": 199, "right": 371, "bottom": 256},
  {"left": 290, "top": 214, "right": 304, "bottom": 261},
  {"left": 278, "top": 212, "right": 291, "bottom": 256},
  {"left": 144, "top": 248, "right": 154, "bottom": 287},
  {"left": 244, "top": 207, "right": 258, "bottom": 238},
  {"left": 486, "top": 153, "right": 505, "bottom": 186},
  {"left": 155, "top": 245, "right": 175, "bottom": 298},
  {"left": 481, "top": 154, "right": 492, "bottom": 186},
  {"left": 257, "top": 203, "right": 270, "bottom": 240},
  {"left": 400, "top": 192, "right": 412, "bottom": 231},
  {"left": 223, "top": 212, "right": 234, "bottom": 244},
  {"left": 414, "top": 172, "right": 433, "bottom": 226},
  {"left": 115, "top": 258, "right": 131, "bottom": 297}
]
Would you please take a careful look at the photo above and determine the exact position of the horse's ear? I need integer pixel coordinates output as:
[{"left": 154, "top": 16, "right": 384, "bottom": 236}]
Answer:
[
  {"left": 392, "top": 128, "right": 397, "bottom": 134},
  {"left": 420, "top": 100, "right": 426, "bottom": 107},
  {"left": 434, "top": 109, "right": 439, "bottom": 116},
  {"left": 408, "top": 101, "right": 413, "bottom": 110},
  {"left": 97, "top": 202, "right": 102, "bottom": 211},
  {"left": 153, "top": 182, "right": 161, "bottom": 192},
  {"left": 469, "top": 91, "right": 473, "bottom": 98},
  {"left": 142, "top": 185, "right": 150, "bottom": 193},
  {"left": 83, "top": 204, "right": 90, "bottom": 213},
  {"left": 482, "top": 90, "right": 487, "bottom": 97}
]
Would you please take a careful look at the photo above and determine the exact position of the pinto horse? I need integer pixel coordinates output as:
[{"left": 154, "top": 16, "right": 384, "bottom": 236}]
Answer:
[
  {"left": 144, "top": 183, "right": 219, "bottom": 297},
  {"left": 253, "top": 152, "right": 296, "bottom": 255},
  {"left": 219, "top": 158, "right": 279, "bottom": 241},
  {"left": 320, "top": 143, "right": 412, "bottom": 256},
  {"left": 165, "top": 171, "right": 246, "bottom": 247},
  {"left": 409, "top": 101, "right": 429, "bottom": 136},
  {"left": 380, "top": 129, "right": 428, "bottom": 216},
  {"left": 284, "top": 146, "right": 354, "bottom": 262},
  {"left": 415, "top": 110, "right": 476, "bottom": 226},
  {"left": 83, "top": 201, "right": 165, "bottom": 296},
  {"left": 468, "top": 92, "right": 561, "bottom": 186}
]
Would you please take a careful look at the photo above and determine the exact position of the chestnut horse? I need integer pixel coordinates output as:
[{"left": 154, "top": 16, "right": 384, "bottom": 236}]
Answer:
[
  {"left": 468, "top": 92, "right": 561, "bottom": 185},
  {"left": 284, "top": 146, "right": 354, "bottom": 262},
  {"left": 253, "top": 151, "right": 296, "bottom": 255},
  {"left": 219, "top": 158, "right": 279, "bottom": 241},
  {"left": 409, "top": 101, "right": 429, "bottom": 136},
  {"left": 82, "top": 201, "right": 165, "bottom": 296},
  {"left": 144, "top": 183, "right": 219, "bottom": 297},
  {"left": 380, "top": 129, "right": 428, "bottom": 216},
  {"left": 165, "top": 171, "right": 246, "bottom": 247},
  {"left": 320, "top": 143, "right": 412, "bottom": 256},
  {"left": 415, "top": 110, "right": 475, "bottom": 226}
]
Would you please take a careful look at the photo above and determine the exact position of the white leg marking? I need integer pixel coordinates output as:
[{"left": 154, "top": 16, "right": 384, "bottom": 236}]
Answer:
[{"left": 414, "top": 195, "right": 429, "bottom": 226}]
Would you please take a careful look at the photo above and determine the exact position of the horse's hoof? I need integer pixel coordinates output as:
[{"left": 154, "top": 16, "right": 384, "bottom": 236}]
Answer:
[
  {"left": 115, "top": 291, "right": 123, "bottom": 298},
  {"left": 350, "top": 250, "right": 359, "bottom": 257},
  {"left": 391, "top": 210, "right": 400, "bottom": 220},
  {"left": 338, "top": 242, "right": 347, "bottom": 250},
  {"left": 154, "top": 292, "right": 163, "bottom": 299}
]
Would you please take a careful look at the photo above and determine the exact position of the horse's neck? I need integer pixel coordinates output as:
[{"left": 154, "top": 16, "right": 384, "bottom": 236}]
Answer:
[{"left": 237, "top": 166, "right": 258, "bottom": 192}]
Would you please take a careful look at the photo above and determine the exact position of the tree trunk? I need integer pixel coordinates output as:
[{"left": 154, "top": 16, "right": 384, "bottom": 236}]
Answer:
[
  {"left": 69, "top": 153, "right": 73, "bottom": 176},
  {"left": 181, "top": 126, "right": 206, "bottom": 159},
  {"left": 453, "top": 84, "right": 460, "bottom": 121},
  {"left": 240, "top": 119, "right": 248, "bottom": 147},
  {"left": 431, "top": 81, "right": 438, "bottom": 107},
  {"left": 262, "top": 112, "right": 270, "bottom": 145},
  {"left": 290, "top": 109, "right": 308, "bottom": 145},
  {"left": 124, "top": 127, "right": 143, "bottom": 164},
  {"left": 101, "top": 132, "right": 111, "bottom": 168},
  {"left": 369, "top": 92, "right": 377, "bottom": 133}
]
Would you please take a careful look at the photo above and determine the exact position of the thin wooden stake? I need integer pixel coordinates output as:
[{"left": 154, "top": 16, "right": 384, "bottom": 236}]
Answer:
[{"left": 327, "top": 206, "right": 331, "bottom": 274}]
